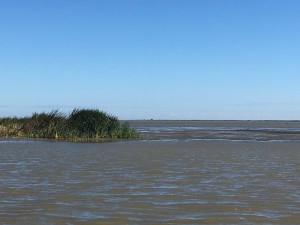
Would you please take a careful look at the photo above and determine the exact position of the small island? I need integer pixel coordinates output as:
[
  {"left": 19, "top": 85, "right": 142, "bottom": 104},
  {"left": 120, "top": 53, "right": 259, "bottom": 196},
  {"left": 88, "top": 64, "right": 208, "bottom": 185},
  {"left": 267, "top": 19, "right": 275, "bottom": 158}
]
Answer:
[{"left": 0, "top": 109, "right": 140, "bottom": 142}]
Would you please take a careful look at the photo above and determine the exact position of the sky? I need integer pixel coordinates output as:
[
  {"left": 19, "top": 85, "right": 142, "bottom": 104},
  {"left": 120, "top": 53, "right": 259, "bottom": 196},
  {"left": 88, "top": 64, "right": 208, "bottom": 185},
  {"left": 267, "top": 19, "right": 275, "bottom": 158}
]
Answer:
[{"left": 1, "top": 0, "right": 300, "bottom": 120}]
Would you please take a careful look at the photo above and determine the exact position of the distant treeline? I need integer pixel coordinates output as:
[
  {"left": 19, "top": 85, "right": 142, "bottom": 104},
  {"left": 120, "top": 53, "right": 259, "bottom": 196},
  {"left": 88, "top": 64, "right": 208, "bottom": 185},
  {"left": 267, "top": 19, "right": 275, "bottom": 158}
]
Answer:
[{"left": 0, "top": 109, "right": 140, "bottom": 141}]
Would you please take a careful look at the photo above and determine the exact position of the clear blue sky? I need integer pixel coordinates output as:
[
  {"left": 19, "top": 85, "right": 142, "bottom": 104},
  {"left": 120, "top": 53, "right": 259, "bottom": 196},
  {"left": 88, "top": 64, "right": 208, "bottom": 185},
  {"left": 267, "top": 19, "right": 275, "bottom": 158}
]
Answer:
[{"left": 1, "top": 0, "right": 300, "bottom": 119}]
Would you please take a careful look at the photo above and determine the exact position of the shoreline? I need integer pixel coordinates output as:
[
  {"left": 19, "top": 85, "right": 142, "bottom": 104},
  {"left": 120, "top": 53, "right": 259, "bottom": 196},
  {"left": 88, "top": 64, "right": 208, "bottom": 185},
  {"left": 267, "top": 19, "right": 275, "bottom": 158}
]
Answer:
[{"left": 127, "top": 120, "right": 300, "bottom": 129}]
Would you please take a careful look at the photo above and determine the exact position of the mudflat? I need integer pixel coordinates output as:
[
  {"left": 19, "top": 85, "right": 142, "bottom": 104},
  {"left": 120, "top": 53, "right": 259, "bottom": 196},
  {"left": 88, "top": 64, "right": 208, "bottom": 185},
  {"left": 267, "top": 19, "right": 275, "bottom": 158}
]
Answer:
[{"left": 128, "top": 120, "right": 300, "bottom": 141}]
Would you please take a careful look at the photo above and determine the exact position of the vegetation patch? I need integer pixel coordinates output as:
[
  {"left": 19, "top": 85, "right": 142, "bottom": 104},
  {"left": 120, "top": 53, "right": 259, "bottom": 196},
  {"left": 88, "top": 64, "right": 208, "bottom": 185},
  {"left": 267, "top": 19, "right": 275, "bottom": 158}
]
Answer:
[{"left": 0, "top": 109, "right": 140, "bottom": 142}]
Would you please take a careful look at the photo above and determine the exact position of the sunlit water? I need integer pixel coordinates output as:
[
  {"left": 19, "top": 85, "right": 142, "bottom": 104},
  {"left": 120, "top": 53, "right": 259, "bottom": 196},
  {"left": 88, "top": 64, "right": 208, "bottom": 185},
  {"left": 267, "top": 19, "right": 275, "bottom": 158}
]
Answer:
[{"left": 1, "top": 138, "right": 300, "bottom": 224}]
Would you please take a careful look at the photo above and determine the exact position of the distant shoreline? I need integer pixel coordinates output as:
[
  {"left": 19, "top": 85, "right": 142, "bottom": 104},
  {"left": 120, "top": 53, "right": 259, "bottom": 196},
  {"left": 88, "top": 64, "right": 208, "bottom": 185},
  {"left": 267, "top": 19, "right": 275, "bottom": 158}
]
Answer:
[{"left": 127, "top": 120, "right": 300, "bottom": 129}]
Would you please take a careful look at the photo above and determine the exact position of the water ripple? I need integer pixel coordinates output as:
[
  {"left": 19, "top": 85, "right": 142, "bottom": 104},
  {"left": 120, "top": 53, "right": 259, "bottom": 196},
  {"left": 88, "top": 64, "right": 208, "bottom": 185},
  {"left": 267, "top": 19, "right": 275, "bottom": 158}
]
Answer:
[{"left": 1, "top": 140, "right": 300, "bottom": 224}]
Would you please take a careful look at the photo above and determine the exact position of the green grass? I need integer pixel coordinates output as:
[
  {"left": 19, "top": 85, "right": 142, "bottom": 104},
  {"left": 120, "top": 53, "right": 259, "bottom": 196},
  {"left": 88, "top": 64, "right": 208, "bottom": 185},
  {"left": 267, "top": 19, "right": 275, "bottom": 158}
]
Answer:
[{"left": 0, "top": 109, "right": 140, "bottom": 142}]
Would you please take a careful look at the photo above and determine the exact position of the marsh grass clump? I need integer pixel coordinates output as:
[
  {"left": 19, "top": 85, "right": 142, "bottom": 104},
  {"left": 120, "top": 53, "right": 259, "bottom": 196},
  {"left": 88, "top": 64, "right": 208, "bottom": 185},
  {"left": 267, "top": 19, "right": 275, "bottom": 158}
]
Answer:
[
  {"left": 68, "top": 109, "right": 113, "bottom": 138},
  {"left": 67, "top": 109, "right": 139, "bottom": 140},
  {"left": 22, "top": 110, "right": 67, "bottom": 139},
  {"left": 0, "top": 108, "right": 140, "bottom": 142}
]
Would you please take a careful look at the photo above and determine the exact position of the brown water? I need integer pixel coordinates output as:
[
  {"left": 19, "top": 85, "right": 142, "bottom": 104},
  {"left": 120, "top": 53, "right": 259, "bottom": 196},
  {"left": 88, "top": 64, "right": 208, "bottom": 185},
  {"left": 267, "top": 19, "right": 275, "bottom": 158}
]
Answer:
[{"left": 1, "top": 139, "right": 300, "bottom": 224}]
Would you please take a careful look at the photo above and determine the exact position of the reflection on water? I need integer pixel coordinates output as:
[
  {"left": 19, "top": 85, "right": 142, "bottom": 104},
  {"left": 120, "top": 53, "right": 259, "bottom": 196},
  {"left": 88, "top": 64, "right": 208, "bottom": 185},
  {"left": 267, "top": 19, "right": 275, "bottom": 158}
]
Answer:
[{"left": 1, "top": 140, "right": 300, "bottom": 224}]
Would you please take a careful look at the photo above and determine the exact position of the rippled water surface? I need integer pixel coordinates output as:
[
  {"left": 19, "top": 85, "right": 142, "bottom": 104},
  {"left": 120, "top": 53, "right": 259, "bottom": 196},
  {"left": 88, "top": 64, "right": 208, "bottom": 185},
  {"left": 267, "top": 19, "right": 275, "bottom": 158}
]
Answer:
[{"left": 1, "top": 139, "right": 300, "bottom": 224}]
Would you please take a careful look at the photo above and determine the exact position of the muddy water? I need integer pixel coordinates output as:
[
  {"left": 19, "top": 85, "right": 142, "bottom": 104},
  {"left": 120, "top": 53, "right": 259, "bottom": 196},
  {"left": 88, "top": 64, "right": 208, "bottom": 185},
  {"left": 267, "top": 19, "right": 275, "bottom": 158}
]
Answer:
[{"left": 1, "top": 140, "right": 300, "bottom": 224}]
